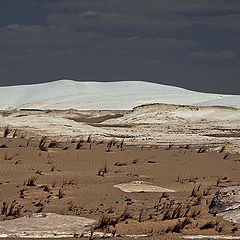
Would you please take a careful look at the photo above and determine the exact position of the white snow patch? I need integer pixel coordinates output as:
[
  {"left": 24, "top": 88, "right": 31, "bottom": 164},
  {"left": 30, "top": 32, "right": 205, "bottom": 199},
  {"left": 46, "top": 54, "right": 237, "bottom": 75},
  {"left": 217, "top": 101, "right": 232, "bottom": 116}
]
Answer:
[
  {"left": 114, "top": 181, "right": 175, "bottom": 193},
  {"left": 0, "top": 79, "right": 240, "bottom": 110}
]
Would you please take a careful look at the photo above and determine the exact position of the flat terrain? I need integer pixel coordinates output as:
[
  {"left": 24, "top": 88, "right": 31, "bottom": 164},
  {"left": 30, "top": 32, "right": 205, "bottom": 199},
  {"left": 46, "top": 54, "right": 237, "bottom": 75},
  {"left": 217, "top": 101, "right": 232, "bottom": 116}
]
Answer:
[{"left": 0, "top": 137, "right": 240, "bottom": 238}]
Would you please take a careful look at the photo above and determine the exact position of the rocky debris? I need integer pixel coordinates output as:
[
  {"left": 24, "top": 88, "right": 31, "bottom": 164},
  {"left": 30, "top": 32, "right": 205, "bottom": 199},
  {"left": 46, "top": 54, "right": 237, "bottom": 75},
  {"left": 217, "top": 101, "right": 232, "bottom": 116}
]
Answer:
[
  {"left": 0, "top": 213, "right": 96, "bottom": 238},
  {"left": 209, "top": 186, "right": 240, "bottom": 223}
]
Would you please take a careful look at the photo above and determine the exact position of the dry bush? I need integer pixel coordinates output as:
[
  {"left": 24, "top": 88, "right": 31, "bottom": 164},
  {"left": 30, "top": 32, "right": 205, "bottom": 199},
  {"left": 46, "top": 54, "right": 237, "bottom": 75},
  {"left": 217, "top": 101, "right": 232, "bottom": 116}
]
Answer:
[
  {"left": 1, "top": 201, "right": 23, "bottom": 218},
  {"left": 197, "top": 146, "right": 206, "bottom": 153},
  {"left": 117, "top": 210, "right": 132, "bottom": 222},
  {"left": 48, "top": 140, "right": 60, "bottom": 148},
  {"left": 42, "top": 185, "right": 50, "bottom": 192},
  {"left": 19, "top": 189, "right": 25, "bottom": 199},
  {"left": 165, "top": 144, "right": 173, "bottom": 150},
  {"left": 203, "top": 188, "right": 211, "bottom": 196},
  {"left": 36, "top": 169, "right": 43, "bottom": 175},
  {"left": 3, "top": 125, "right": 10, "bottom": 138},
  {"left": 38, "top": 136, "right": 47, "bottom": 151},
  {"left": 223, "top": 154, "right": 229, "bottom": 160},
  {"left": 114, "top": 162, "right": 127, "bottom": 166},
  {"left": 190, "top": 185, "right": 201, "bottom": 197},
  {"left": 51, "top": 181, "right": 56, "bottom": 188},
  {"left": 96, "top": 215, "right": 118, "bottom": 230},
  {"left": 138, "top": 209, "right": 145, "bottom": 222},
  {"left": 119, "top": 138, "right": 124, "bottom": 151},
  {"left": 184, "top": 144, "right": 190, "bottom": 149},
  {"left": 76, "top": 139, "right": 84, "bottom": 150},
  {"left": 107, "top": 138, "right": 117, "bottom": 150},
  {"left": 192, "top": 195, "right": 203, "bottom": 206},
  {"left": 219, "top": 145, "right": 225, "bottom": 153},
  {"left": 12, "top": 129, "right": 17, "bottom": 138},
  {"left": 162, "top": 203, "right": 183, "bottom": 220},
  {"left": 25, "top": 176, "right": 38, "bottom": 186},
  {"left": 216, "top": 177, "right": 221, "bottom": 187},
  {"left": 200, "top": 221, "right": 217, "bottom": 230},
  {"left": 4, "top": 153, "right": 15, "bottom": 160},
  {"left": 187, "top": 207, "right": 201, "bottom": 218},
  {"left": 56, "top": 189, "right": 65, "bottom": 199},
  {"left": 86, "top": 134, "right": 92, "bottom": 143},
  {"left": 166, "top": 218, "right": 191, "bottom": 233}
]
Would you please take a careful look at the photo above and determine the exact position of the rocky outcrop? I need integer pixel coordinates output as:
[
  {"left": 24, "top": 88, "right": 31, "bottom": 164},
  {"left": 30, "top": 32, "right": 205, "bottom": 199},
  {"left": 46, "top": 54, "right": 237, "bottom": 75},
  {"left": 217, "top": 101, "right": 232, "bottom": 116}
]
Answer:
[{"left": 209, "top": 186, "right": 240, "bottom": 223}]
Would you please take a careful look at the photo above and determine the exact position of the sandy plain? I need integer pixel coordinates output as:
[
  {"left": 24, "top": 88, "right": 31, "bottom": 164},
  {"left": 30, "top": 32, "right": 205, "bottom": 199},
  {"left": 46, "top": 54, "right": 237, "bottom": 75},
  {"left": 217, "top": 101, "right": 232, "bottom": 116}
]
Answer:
[
  {"left": 0, "top": 136, "right": 240, "bottom": 239},
  {"left": 0, "top": 104, "right": 240, "bottom": 239}
]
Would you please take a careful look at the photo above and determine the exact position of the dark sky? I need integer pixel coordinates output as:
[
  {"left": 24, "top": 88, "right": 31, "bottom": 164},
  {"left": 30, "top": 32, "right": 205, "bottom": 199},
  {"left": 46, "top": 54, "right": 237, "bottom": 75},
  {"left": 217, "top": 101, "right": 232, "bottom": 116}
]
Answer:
[{"left": 0, "top": 0, "right": 240, "bottom": 94}]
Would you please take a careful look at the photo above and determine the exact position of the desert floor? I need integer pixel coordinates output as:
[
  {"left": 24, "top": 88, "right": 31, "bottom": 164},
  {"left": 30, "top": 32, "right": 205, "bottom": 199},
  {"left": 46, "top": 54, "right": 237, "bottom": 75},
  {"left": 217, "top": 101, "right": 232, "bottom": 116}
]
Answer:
[{"left": 0, "top": 137, "right": 240, "bottom": 239}]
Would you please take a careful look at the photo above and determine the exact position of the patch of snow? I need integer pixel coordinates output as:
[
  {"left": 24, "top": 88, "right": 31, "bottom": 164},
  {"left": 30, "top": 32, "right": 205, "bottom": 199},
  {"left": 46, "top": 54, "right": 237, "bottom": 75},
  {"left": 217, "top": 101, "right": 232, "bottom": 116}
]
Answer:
[
  {"left": 114, "top": 181, "right": 175, "bottom": 193},
  {"left": 0, "top": 80, "right": 239, "bottom": 110}
]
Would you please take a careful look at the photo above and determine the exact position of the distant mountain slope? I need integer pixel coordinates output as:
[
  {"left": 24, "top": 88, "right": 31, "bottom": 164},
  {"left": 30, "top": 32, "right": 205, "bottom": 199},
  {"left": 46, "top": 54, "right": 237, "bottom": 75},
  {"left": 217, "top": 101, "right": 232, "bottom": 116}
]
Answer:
[{"left": 0, "top": 80, "right": 239, "bottom": 110}]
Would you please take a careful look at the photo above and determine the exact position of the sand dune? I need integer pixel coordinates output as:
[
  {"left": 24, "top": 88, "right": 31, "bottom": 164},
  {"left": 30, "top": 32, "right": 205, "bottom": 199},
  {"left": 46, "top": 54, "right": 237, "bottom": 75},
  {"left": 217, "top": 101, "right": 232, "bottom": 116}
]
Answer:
[{"left": 0, "top": 80, "right": 240, "bottom": 110}]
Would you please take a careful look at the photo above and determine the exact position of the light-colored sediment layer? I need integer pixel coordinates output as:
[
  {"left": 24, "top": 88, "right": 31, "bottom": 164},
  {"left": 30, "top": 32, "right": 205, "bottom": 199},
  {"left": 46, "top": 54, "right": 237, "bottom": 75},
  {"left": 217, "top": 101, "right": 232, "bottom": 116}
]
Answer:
[
  {"left": 0, "top": 213, "right": 96, "bottom": 238},
  {"left": 183, "top": 235, "right": 240, "bottom": 239},
  {"left": 114, "top": 181, "right": 175, "bottom": 193},
  {"left": 1, "top": 103, "right": 240, "bottom": 153}
]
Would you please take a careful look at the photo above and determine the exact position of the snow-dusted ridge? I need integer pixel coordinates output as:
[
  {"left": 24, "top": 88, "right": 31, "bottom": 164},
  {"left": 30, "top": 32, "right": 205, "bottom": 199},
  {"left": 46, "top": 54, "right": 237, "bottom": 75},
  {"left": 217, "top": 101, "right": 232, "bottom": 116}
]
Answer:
[{"left": 0, "top": 79, "right": 239, "bottom": 110}]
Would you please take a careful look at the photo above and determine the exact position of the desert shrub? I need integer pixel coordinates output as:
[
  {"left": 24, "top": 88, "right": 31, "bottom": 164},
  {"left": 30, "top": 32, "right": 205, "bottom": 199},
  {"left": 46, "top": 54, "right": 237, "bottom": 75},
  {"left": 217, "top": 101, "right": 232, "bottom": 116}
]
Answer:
[
  {"left": 219, "top": 145, "right": 225, "bottom": 153},
  {"left": 86, "top": 134, "right": 92, "bottom": 143},
  {"left": 1, "top": 201, "right": 23, "bottom": 217},
  {"left": 166, "top": 218, "right": 191, "bottom": 233},
  {"left": 25, "top": 176, "right": 38, "bottom": 186},
  {"left": 200, "top": 221, "right": 216, "bottom": 230},
  {"left": 3, "top": 125, "right": 10, "bottom": 138},
  {"left": 48, "top": 140, "right": 60, "bottom": 148},
  {"left": 117, "top": 210, "right": 132, "bottom": 222},
  {"left": 56, "top": 189, "right": 64, "bottom": 199},
  {"left": 162, "top": 203, "right": 183, "bottom": 220},
  {"left": 76, "top": 139, "right": 84, "bottom": 150},
  {"left": 38, "top": 136, "right": 47, "bottom": 151},
  {"left": 197, "top": 146, "right": 206, "bottom": 153},
  {"left": 96, "top": 215, "right": 118, "bottom": 230}
]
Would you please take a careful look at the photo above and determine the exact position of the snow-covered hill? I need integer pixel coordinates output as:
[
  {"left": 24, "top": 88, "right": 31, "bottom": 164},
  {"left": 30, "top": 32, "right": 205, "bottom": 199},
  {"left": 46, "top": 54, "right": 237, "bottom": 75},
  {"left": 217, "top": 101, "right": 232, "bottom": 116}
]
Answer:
[{"left": 0, "top": 80, "right": 239, "bottom": 110}]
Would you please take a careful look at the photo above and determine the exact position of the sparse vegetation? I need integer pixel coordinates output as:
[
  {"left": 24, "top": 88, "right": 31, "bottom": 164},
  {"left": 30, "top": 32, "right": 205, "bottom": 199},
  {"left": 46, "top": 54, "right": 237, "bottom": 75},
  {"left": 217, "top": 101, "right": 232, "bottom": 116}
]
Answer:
[
  {"left": 166, "top": 218, "right": 191, "bottom": 233},
  {"left": 1, "top": 201, "right": 23, "bottom": 218},
  {"left": 56, "top": 189, "right": 65, "bottom": 199},
  {"left": 76, "top": 139, "right": 84, "bottom": 150},
  {"left": 38, "top": 136, "right": 47, "bottom": 151},
  {"left": 3, "top": 125, "right": 10, "bottom": 138},
  {"left": 25, "top": 176, "right": 38, "bottom": 186},
  {"left": 48, "top": 140, "right": 60, "bottom": 148}
]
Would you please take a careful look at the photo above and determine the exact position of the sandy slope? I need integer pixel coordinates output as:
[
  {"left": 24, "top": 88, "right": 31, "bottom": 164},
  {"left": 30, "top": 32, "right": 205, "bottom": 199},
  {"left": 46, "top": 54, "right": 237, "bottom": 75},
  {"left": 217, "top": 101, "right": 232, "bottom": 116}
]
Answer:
[{"left": 0, "top": 80, "right": 240, "bottom": 110}]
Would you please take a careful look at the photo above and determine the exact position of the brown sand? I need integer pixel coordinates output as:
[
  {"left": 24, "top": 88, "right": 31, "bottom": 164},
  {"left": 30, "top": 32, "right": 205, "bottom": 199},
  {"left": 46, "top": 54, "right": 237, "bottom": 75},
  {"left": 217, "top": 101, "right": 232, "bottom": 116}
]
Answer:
[{"left": 0, "top": 137, "right": 240, "bottom": 239}]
